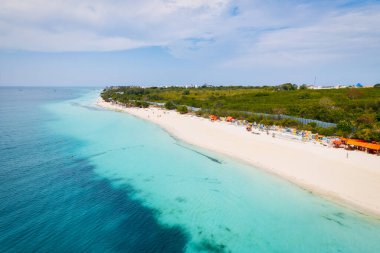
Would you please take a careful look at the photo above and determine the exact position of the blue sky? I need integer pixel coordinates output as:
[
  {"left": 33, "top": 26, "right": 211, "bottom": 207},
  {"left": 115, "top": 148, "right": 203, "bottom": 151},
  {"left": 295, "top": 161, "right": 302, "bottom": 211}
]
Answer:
[{"left": 0, "top": 0, "right": 379, "bottom": 86}]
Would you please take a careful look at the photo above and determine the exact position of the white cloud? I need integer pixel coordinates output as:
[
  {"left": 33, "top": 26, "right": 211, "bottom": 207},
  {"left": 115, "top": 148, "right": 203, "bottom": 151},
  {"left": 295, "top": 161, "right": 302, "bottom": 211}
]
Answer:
[
  {"left": 222, "top": 3, "right": 380, "bottom": 69},
  {"left": 0, "top": 0, "right": 229, "bottom": 51},
  {"left": 0, "top": 26, "right": 148, "bottom": 52},
  {"left": 0, "top": 0, "right": 379, "bottom": 75}
]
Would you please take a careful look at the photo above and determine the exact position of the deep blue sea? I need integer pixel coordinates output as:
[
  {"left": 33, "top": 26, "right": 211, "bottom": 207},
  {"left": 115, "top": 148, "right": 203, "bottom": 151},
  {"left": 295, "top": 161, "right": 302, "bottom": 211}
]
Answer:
[{"left": 1, "top": 87, "right": 380, "bottom": 253}]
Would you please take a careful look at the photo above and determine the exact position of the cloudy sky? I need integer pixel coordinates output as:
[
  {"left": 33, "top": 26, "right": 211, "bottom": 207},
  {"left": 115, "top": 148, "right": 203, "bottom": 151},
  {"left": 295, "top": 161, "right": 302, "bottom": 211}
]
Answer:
[{"left": 0, "top": 0, "right": 379, "bottom": 86}]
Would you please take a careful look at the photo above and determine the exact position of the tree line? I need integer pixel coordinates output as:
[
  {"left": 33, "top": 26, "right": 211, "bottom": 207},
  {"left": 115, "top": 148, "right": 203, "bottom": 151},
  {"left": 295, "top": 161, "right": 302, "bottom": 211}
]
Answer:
[{"left": 101, "top": 85, "right": 380, "bottom": 142}]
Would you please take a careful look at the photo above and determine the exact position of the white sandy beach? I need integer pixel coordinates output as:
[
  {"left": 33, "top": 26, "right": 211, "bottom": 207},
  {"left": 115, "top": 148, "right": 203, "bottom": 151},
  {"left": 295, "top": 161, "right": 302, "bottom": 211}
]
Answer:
[{"left": 97, "top": 99, "right": 380, "bottom": 217}]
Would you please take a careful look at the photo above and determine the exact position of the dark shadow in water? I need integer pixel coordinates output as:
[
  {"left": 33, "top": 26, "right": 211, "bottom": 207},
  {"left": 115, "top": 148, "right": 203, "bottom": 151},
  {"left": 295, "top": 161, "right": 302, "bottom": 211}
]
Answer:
[
  {"left": 84, "top": 164, "right": 189, "bottom": 253},
  {"left": 0, "top": 134, "right": 189, "bottom": 253},
  {"left": 175, "top": 143, "right": 222, "bottom": 164},
  {"left": 193, "top": 237, "right": 230, "bottom": 253},
  {"left": 321, "top": 214, "right": 347, "bottom": 228},
  {"left": 70, "top": 102, "right": 106, "bottom": 111},
  {"left": 71, "top": 145, "right": 145, "bottom": 161},
  {"left": 191, "top": 226, "right": 233, "bottom": 253}
]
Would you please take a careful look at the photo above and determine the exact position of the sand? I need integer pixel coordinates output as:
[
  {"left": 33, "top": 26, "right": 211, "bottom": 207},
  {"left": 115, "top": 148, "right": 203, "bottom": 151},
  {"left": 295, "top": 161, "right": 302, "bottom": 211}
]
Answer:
[{"left": 97, "top": 99, "right": 380, "bottom": 217}]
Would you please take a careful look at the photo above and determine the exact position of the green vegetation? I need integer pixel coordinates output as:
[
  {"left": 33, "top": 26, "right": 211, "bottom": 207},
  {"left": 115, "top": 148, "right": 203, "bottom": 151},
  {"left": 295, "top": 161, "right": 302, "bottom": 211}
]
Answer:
[
  {"left": 164, "top": 101, "right": 176, "bottom": 110},
  {"left": 134, "top": 101, "right": 149, "bottom": 108},
  {"left": 101, "top": 85, "right": 380, "bottom": 141},
  {"left": 176, "top": 105, "right": 188, "bottom": 114}
]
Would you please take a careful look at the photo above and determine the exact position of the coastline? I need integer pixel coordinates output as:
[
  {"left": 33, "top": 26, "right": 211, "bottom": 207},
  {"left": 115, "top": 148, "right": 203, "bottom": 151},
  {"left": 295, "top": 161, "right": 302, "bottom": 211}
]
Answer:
[{"left": 97, "top": 99, "right": 380, "bottom": 218}]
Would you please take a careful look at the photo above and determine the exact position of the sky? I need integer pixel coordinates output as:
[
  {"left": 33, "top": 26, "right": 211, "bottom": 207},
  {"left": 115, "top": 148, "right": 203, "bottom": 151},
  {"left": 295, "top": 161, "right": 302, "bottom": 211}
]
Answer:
[{"left": 0, "top": 0, "right": 379, "bottom": 86}]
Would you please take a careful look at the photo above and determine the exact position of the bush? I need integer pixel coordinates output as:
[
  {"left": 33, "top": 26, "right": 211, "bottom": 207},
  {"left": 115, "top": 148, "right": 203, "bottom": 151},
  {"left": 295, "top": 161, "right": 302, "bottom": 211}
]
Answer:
[
  {"left": 337, "top": 120, "right": 353, "bottom": 133},
  {"left": 354, "top": 128, "right": 378, "bottom": 142},
  {"left": 277, "top": 118, "right": 299, "bottom": 127},
  {"left": 318, "top": 127, "right": 336, "bottom": 136},
  {"left": 164, "top": 101, "right": 176, "bottom": 110},
  {"left": 298, "top": 93, "right": 311, "bottom": 99},
  {"left": 140, "top": 102, "right": 149, "bottom": 108},
  {"left": 319, "top": 97, "right": 335, "bottom": 109},
  {"left": 260, "top": 118, "right": 274, "bottom": 125},
  {"left": 133, "top": 101, "right": 149, "bottom": 108},
  {"left": 176, "top": 105, "right": 188, "bottom": 114},
  {"left": 254, "top": 92, "right": 270, "bottom": 97},
  {"left": 195, "top": 110, "right": 205, "bottom": 117},
  {"left": 277, "top": 83, "right": 298, "bottom": 91}
]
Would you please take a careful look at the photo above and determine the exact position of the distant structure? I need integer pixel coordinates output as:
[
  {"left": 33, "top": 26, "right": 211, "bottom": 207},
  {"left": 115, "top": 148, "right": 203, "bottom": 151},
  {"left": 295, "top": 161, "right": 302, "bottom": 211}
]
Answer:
[
  {"left": 356, "top": 83, "right": 363, "bottom": 88},
  {"left": 335, "top": 85, "right": 348, "bottom": 89},
  {"left": 307, "top": 84, "right": 361, "bottom": 90}
]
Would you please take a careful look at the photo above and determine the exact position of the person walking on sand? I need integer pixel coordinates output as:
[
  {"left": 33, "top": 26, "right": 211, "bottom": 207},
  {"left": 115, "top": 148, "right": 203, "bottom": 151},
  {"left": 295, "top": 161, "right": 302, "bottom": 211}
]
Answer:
[{"left": 346, "top": 152, "right": 349, "bottom": 159}]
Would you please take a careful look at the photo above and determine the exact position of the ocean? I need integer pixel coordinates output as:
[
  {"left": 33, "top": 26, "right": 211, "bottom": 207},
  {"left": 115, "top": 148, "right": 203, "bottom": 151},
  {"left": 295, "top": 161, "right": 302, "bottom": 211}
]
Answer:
[{"left": 1, "top": 87, "right": 380, "bottom": 252}]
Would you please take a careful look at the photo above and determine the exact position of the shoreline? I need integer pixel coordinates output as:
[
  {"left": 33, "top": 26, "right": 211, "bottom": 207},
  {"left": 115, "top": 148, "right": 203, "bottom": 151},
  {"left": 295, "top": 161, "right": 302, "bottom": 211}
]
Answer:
[{"left": 97, "top": 99, "right": 380, "bottom": 218}]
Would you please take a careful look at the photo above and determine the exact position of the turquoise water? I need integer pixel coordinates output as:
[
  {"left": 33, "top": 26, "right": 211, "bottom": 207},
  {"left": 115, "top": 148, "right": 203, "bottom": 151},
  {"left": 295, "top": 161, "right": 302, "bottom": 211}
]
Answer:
[{"left": 1, "top": 87, "right": 380, "bottom": 252}]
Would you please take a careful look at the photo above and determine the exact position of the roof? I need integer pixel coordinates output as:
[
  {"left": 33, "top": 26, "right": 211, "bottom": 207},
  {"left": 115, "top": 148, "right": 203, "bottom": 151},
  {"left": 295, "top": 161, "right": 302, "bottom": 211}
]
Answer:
[{"left": 346, "top": 139, "right": 380, "bottom": 150}]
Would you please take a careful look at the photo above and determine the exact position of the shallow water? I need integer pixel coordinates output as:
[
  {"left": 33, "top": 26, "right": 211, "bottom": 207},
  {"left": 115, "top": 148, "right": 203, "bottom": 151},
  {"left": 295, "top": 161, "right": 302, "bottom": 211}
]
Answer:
[{"left": 1, "top": 87, "right": 380, "bottom": 252}]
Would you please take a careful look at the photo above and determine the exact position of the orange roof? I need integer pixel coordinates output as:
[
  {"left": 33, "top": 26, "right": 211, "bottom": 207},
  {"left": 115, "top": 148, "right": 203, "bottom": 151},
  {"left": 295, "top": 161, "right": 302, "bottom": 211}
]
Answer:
[
  {"left": 209, "top": 115, "right": 218, "bottom": 120},
  {"left": 226, "top": 116, "right": 235, "bottom": 122},
  {"left": 362, "top": 143, "right": 380, "bottom": 151},
  {"left": 347, "top": 139, "right": 380, "bottom": 150},
  {"left": 347, "top": 139, "right": 362, "bottom": 146},
  {"left": 332, "top": 140, "right": 342, "bottom": 145}
]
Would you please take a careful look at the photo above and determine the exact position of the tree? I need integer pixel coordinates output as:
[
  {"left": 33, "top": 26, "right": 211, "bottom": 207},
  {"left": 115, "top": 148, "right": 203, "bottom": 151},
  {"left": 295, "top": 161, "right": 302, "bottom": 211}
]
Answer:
[
  {"left": 337, "top": 120, "right": 353, "bottom": 133},
  {"left": 100, "top": 85, "right": 380, "bottom": 141},
  {"left": 164, "top": 101, "right": 176, "bottom": 110},
  {"left": 140, "top": 101, "right": 149, "bottom": 108},
  {"left": 299, "top": 84, "right": 308, "bottom": 90},
  {"left": 176, "top": 105, "right": 188, "bottom": 114},
  {"left": 354, "top": 128, "right": 375, "bottom": 142},
  {"left": 356, "top": 114, "right": 375, "bottom": 125},
  {"left": 278, "top": 83, "right": 298, "bottom": 91},
  {"left": 119, "top": 97, "right": 129, "bottom": 105},
  {"left": 318, "top": 127, "right": 336, "bottom": 136},
  {"left": 374, "top": 84, "right": 380, "bottom": 88}
]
